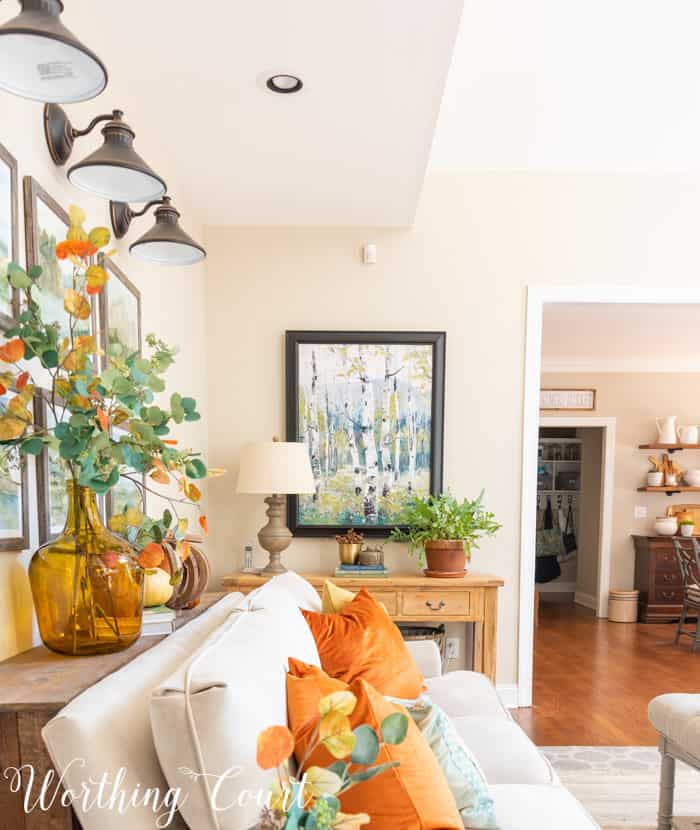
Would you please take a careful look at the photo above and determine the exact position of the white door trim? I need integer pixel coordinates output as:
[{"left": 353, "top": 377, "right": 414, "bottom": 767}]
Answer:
[
  {"left": 539, "top": 415, "right": 616, "bottom": 619},
  {"left": 518, "top": 285, "right": 700, "bottom": 708}
]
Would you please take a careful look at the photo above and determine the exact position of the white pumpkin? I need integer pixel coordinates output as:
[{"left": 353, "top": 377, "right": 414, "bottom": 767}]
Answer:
[{"left": 144, "top": 567, "right": 174, "bottom": 607}]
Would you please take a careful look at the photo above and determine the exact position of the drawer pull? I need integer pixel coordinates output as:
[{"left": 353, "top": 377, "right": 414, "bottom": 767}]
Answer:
[{"left": 426, "top": 600, "right": 446, "bottom": 611}]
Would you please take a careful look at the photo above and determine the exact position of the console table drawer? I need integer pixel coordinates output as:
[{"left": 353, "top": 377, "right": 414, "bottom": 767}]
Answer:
[
  {"left": 370, "top": 591, "right": 398, "bottom": 615},
  {"left": 401, "top": 590, "right": 470, "bottom": 617}
]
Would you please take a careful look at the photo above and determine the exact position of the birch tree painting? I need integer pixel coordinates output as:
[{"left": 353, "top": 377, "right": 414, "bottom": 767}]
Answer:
[{"left": 288, "top": 333, "right": 445, "bottom": 532}]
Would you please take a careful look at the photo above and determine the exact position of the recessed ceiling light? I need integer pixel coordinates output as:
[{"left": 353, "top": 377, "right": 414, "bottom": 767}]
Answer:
[{"left": 266, "top": 74, "right": 303, "bottom": 94}]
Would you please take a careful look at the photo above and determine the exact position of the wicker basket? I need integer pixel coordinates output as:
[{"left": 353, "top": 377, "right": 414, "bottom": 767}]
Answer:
[{"left": 397, "top": 623, "right": 448, "bottom": 670}]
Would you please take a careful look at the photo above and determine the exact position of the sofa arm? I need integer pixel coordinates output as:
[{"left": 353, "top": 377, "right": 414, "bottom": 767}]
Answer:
[{"left": 405, "top": 639, "right": 443, "bottom": 678}]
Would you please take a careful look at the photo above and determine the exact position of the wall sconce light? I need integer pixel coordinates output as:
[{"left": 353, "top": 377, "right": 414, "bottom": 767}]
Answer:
[
  {"left": 110, "top": 197, "right": 206, "bottom": 267},
  {"left": 44, "top": 104, "right": 166, "bottom": 202},
  {"left": 0, "top": 0, "right": 107, "bottom": 103}
]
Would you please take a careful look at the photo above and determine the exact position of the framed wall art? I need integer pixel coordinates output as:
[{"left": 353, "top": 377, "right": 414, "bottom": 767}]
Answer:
[
  {"left": 34, "top": 390, "right": 69, "bottom": 544},
  {"left": 0, "top": 389, "right": 30, "bottom": 551},
  {"left": 105, "top": 426, "right": 146, "bottom": 521},
  {"left": 24, "top": 176, "right": 96, "bottom": 341},
  {"left": 98, "top": 254, "right": 141, "bottom": 365},
  {"left": 286, "top": 330, "right": 446, "bottom": 537},
  {"left": 0, "top": 142, "right": 19, "bottom": 328}
]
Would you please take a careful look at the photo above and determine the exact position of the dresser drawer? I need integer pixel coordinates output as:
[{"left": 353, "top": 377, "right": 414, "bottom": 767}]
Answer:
[
  {"left": 401, "top": 590, "right": 470, "bottom": 617},
  {"left": 655, "top": 569, "right": 682, "bottom": 587},
  {"left": 651, "top": 586, "right": 684, "bottom": 604},
  {"left": 653, "top": 549, "right": 679, "bottom": 570}
]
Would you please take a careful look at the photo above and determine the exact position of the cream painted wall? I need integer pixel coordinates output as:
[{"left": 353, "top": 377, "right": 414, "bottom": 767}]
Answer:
[
  {"left": 543, "top": 371, "right": 700, "bottom": 594},
  {"left": 0, "top": 94, "right": 208, "bottom": 662},
  {"left": 577, "top": 427, "right": 603, "bottom": 600},
  {"left": 205, "top": 172, "right": 700, "bottom": 686}
]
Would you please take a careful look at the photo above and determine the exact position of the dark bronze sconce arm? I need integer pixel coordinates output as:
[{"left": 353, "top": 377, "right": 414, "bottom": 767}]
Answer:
[
  {"left": 44, "top": 105, "right": 134, "bottom": 167},
  {"left": 111, "top": 196, "right": 171, "bottom": 239}
]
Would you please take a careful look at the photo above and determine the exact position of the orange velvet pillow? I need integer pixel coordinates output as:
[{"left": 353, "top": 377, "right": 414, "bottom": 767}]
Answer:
[
  {"left": 286, "top": 659, "right": 462, "bottom": 830},
  {"left": 301, "top": 588, "right": 424, "bottom": 699}
]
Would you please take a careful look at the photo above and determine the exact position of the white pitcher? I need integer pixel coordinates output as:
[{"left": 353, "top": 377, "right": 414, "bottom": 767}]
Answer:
[
  {"left": 679, "top": 424, "right": 699, "bottom": 444},
  {"left": 656, "top": 416, "right": 678, "bottom": 444}
]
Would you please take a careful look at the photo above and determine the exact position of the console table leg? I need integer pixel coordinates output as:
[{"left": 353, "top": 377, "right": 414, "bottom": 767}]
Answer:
[{"left": 482, "top": 587, "right": 498, "bottom": 684}]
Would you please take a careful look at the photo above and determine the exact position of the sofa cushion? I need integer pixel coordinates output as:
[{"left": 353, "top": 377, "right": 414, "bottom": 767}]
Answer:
[
  {"left": 489, "top": 784, "right": 599, "bottom": 829},
  {"left": 425, "top": 671, "right": 510, "bottom": 720},
  {"left": 41, "top": 592, "right": 247, "bottom": 830},
  {"left": 451, "top": 716, "right": 556, "bottom": 786},
  {"left": 150, "top": 587, "right": 320, "bottom": 830},
  {"left": 286, "top": 661, "right": 464, "bottom": 830},
  {"left": 649, "top": 693, "right": 700, "bottom": 759},
  {"left": 302, "top": 588, "right": 425, "bottom": 699}
]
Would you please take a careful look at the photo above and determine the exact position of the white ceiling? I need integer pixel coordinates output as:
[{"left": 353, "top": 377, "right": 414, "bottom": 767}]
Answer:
[
  {"left": 542, "top": 303, "right": 700, "bottom": 372},
  {"left": 43, "top": 0, "right": 463, "bottom": 227},
  {"left": 431, "top": 0, "right": 700, "bottom": 172},
  {"left": 7, "top": 0, "right": 700, "bottom": 225}
]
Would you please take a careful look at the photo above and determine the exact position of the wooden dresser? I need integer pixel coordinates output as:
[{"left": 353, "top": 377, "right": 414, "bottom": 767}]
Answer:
[
  {"left": 632, "top": 535, "right": 692, "bottom": 623},
  {"left": 222, "top": 571, "right": 504, "bottom": 683}
]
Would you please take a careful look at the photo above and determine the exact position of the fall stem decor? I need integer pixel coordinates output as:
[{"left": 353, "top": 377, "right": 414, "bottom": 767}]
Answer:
[
  {"left": 0, "top": 205, "right": 217, "bottom": 655},
  {"left": 253, "top": 691, "right": 408, "bottom": 830}
]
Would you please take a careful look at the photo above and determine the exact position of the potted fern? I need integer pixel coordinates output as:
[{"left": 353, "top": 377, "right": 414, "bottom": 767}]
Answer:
[{"left": 391, "top": 491, "right": 500, "bottom": 576}]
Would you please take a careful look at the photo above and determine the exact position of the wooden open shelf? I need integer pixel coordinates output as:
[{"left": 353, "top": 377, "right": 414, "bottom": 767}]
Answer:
[
  {"left": 638, "top": 486, "right": 700, "bottom": 496},
  {"left": 639, "top": 443, "right": 700, "bottom": 453}
]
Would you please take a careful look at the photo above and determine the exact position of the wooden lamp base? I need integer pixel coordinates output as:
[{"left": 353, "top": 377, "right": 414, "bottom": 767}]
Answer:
[{"left": 258, "top": 494, "right": 292, "bottom": 574}]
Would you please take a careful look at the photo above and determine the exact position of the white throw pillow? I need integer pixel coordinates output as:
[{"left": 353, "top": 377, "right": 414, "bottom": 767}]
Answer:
[
  {"left": 259, "top": 570, "right": 322, "bottom": 612},
  {"left": 41, "top": 592, "right": 247, "bottom": 830},
  {"left": 150, "top": 588, "right": 319, "bottom": 830}
]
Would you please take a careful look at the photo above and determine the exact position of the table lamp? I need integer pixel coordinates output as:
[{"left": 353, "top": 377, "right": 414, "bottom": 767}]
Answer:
[{"left": 235, "top": 438, "right": 315, "bottom": 574}]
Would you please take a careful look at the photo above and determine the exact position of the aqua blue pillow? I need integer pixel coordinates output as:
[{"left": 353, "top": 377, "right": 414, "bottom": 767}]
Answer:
[{"left": 408, "top": 699, "right": 499, "bottom": 830}]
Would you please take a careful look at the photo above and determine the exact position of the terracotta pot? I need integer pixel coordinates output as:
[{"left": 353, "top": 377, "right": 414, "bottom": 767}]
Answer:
[{"left": 424, "top": 540, "right": 467, "bottom": 576}]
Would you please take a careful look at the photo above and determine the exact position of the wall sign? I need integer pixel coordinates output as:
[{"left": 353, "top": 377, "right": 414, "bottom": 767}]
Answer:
[{"left": 540, "top": 388, "right": 596, "bottom": 411}]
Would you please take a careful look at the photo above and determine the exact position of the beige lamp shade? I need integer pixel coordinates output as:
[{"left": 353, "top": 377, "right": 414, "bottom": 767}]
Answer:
[{"left": 236, "top": 441, "right": 315, "bottom": 495}]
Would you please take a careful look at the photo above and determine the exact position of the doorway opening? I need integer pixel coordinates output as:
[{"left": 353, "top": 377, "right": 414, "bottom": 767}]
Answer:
[
  {"left": 536, "top": 418, "right": 615, "bottom": 620},
  {"left": 518, "top": 291, "right": 700, "bottom": 749},
  {"left": 518, "top": 288, "right": 700, "bottom": 712}
]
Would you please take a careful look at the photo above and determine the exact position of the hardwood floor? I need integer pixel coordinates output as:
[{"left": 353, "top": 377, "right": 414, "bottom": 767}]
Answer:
[{"left": 513, "top": 602, "right": 700, "bottom": 746}]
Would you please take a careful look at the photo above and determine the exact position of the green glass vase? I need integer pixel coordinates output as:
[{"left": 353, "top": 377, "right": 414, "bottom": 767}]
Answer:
[{"left": 29, "top": 481, "right": 144, "bottom": 656}]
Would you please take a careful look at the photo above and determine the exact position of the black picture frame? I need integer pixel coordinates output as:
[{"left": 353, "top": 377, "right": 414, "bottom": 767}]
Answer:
[
  {"left": 0, "top": 142, "right": 19, "bottom": 330},
  {"left": 285, "top": 330, "right": 446, "bottom": 538}
]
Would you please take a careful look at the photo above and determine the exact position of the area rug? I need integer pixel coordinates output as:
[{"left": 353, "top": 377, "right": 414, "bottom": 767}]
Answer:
[{"left": 541, "top": 747, "right": 700, "bottom": 829}]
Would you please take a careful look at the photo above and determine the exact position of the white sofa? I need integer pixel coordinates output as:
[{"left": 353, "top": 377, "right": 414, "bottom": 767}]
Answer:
[{"left": 42, "top": 574, "right": 599, "bottom": 830}]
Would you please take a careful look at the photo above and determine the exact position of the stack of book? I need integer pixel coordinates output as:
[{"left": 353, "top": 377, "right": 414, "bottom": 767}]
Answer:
[
  {"left": 142, "top": 605, "right": 176, "bottom": 636},
  {"left": 334, "top": 563, "right": 389, "bottom": 578}
]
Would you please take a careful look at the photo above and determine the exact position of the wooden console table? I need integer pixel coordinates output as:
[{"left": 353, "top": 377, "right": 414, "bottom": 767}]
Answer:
[
  {"left": 222, "top": 571, "right": 504, "bottom": 683},
  {"left": 0, "top": 593, "right": 225, "bottom": 830}
]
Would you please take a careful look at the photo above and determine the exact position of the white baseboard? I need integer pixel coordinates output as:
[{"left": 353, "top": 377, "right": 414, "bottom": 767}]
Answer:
[
  {"left": 574, "top": 591, "right": 597, "bottom": 611},
  {"left": 537, "top": 581, "right": 576, "bottom": 593},
  {"left": 497, "top": 683, "right": 519, "bottom": 709}
]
